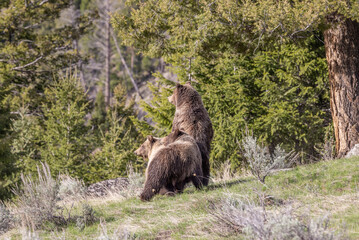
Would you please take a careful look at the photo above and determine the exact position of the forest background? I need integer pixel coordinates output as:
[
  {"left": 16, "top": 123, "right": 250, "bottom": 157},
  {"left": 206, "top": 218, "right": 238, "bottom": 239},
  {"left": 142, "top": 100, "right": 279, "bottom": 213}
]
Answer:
[{"left": 2, "top": 0, "right": 347, "bottom": 200}]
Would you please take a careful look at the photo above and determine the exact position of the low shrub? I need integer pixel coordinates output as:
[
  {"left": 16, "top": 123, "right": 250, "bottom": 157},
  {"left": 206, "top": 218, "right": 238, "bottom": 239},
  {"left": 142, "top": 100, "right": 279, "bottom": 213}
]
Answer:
[
  {"left": 242, "top": 132, "right": 298, "bottom": 183},
  {"left": 11, "top": 162, "right": 97, "bottom": 231},
  {"left": 58, "top": 175, "right": 86, "bottom": 202},
  {"left": 76, "top": 203, "right": 97, "bottom": 231},
  {"left": 0, "top": 203, "right": 13, "bottom": 234},
  {"left": 97, "top": 219, "right": 136, "bottom": 240},
  {"left": 209, "top": 192, "right": 343, "bottom": 240},
  {"left": 12, "top": 162, "right": 61, "bottom": 230}
]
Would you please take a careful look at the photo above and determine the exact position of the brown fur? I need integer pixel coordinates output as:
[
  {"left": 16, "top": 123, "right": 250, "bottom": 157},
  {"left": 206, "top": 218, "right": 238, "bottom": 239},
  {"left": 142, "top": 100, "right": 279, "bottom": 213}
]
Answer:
[
  {"left": 161, "top": 128, "right": 205, "bottom": 189},
  {"left": 160, "top": 128, "right": 185, "bottom": 145},
  {"left": 134, "top": 133, "right": 203, "bottom": 201},
  {"left": 168, "top": 82, "right": 213, "bottom": 186},
  {"left": 134, "top": 136, "right": 172, "bottom": 195}
]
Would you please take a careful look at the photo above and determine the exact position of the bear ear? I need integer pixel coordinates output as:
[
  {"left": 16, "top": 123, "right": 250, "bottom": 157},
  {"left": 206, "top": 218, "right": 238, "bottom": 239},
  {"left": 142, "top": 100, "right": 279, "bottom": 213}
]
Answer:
[
  {"left": 147, "top": 135, "right": 154, "bottom": 142},
  {"left": 176, "top": 83, "right": 183, "bottom": 88},
  {"left": 173, "top": 127, "right": 180, "bottom": 137}
]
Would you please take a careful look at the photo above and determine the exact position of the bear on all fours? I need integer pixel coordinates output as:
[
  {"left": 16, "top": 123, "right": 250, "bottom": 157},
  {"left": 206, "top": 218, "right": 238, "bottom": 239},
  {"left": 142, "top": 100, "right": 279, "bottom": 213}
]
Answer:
[{"left": 134, "top": 129, "right": 203, "bottom": 201}]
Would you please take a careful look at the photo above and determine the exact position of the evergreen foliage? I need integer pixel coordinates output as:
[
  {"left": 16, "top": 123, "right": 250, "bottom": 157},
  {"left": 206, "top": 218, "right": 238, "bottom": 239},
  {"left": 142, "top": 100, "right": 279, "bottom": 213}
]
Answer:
[
  {"left": 0, "top": 0, "right": 163, "bottom": 200},
  {"left": 86, "top": 84, "right": 143, "bottom": 183},
  {"left": 114, "top": 3, "right": 331, "bottom": 168},
  {"left": 114, "top": 0, "right": 359, "bottom": 59},
  {"left": 0, "top": 0, "right": 92, "bottom": 199},
  {"left": 130, "top": 73, "right": 175, "bottom": 138},
  {"left": 6, "top": 74, "right": 142, "bottom": 198},
  {"left": 0, "top": 0, "right": 91, "bottom": 112},
  {"left": 91, "top": 87, "right": 107, "bottom": 130},
  {"left": 40, "top": 73, "right": 92, "bottom": 177},
  {"left": 0, "top": 101, "right": 14, "bottom": 199},
  {"left": 10, "top": 107, "right": 40, "bottom": 178},
  {"left": 9, "top": 74, "right": 92, "bottom": 181}
]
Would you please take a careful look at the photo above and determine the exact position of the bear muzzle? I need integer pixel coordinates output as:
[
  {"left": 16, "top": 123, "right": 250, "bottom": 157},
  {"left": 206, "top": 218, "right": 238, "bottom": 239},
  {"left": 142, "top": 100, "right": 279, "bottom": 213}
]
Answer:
[
  {"left": 168, "top": 95, "right": 175, "bottom": 104},
  {"left": 134, "top": 149, "right": 140, "bottom": 156}
]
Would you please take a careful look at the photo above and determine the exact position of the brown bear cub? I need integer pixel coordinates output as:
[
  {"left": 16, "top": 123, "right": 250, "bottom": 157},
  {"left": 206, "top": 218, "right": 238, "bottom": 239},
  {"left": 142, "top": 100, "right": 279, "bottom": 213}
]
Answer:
[
  {"left": 134, "top": 130, "right": 203, "bottom": 201},
  {"left": 160, "top": 129, "right": 205, "bottom": 192},
  {"left": 168, "top": 82, "right": 213, "bottom": 186}
]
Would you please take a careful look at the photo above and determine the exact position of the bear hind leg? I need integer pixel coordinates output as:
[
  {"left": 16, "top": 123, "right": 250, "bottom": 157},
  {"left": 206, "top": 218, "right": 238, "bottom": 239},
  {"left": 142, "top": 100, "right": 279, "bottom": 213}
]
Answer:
[
  {"left": 197, "top": 142, "right": 210, "bottom": 186},
  {"left": 191, "top": 166, "right": 203, "bottom": 190}
]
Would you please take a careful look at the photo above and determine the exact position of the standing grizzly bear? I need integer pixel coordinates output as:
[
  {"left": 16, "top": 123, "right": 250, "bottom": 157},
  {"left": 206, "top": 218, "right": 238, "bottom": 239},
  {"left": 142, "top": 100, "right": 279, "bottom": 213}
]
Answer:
[
  {"left": 134, "top": 130, "right": 203, "bottom": 201},
  {"left": 168, "top": 82, "right": 213, "bottom": 186}
]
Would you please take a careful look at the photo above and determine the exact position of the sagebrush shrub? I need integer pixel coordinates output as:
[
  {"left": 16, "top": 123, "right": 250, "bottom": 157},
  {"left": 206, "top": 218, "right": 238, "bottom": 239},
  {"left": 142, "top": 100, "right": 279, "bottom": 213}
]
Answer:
[
  {"left": 97, "top": 219, "right": 136, "bottom": 240},
  {"left": 12, "top": 162, "right": 98, "bottom": 231},
  {"left": 209, "top": 193, "right": 342, "bottom": 240},
  {"left": 101, "top": 165, "right": 144, "bottom": 199},
  {"left": 242, "top": 132, "right": 297, "bottom": 183},
  {"left": 0, "top": 204, "right": 13, "bottom": 234},
  {"left": 12, "top": 162, "right": 60, "bottom": 230},
  {"left": 58, "top": 175, "right": 86, "bottom": 202},
  {"left": 76, "top": 203, "right": 97, "bottom": 231},
  {"left": 119, "top": 165, "right": 144, "bottom": 199}
]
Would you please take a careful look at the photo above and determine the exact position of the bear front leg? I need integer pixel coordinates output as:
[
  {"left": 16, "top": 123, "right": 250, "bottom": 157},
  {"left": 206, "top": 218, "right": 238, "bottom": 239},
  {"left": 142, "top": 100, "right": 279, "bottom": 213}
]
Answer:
[
  {"left": 159, "top": 183, "right": 175, "bottom": 196},
  {"left": 174, "top": 180, "right": 186, "bottom": 193},
  {"left": 140, "top": 157, "right": 171, "bottom": 201},
  {"left": 140, "top": 184, "right": 158, "bottom": 201}
]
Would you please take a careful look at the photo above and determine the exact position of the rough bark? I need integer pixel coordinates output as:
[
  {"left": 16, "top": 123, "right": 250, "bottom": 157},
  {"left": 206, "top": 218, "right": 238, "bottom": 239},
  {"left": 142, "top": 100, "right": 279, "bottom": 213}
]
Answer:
[{"left": 324, "top": 13, "right": 359, "bottom": 158}]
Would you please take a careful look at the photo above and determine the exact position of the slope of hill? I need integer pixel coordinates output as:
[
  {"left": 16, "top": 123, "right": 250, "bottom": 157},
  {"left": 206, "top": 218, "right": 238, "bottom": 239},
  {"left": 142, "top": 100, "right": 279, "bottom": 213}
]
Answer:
[{"left": 2, "top": 157, "right": 359, "bottom": 239}]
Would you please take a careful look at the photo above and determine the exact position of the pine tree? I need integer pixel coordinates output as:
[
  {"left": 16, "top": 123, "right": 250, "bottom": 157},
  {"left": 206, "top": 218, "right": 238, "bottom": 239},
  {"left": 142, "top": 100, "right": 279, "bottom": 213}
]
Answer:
[
  {"left": 131, "top": 73, "right": 175, "bottom": 137},
  {"left": 40, "top": 73, "right": 92, "bottom": 177},
  {"left": 86, "top": 84, "right": 143, "bottom": 183},
  {"left": 113, "top": 0, "right": 359, "bottom": 158},
  {"left": 0, "top": 0, "right": 91, "bottom": 112},
  {"left": 0, "top": 97, "right": 14, "bottom": 199},
  {"left": 10, "top": 107, "right": 41, "bottom": 174},
  {"left": 114, "top": 3, "right": 331, "bottom": 168}
]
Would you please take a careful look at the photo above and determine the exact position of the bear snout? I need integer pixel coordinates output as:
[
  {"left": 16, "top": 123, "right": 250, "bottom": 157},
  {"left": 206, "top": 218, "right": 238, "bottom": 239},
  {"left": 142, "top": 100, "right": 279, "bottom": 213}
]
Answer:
[
  {"left": 134, "top": 149, "right": 140, "bottom": 156},
  {"left": 168, "top": 95, "right": 174, "bottom": 104}
]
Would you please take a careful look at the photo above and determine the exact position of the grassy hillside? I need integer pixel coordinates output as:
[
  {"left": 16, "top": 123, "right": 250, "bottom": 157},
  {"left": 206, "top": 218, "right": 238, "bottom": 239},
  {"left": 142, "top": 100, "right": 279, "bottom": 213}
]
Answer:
[{"left": 2, "top": 157, "right": 359, "bottom": 239}]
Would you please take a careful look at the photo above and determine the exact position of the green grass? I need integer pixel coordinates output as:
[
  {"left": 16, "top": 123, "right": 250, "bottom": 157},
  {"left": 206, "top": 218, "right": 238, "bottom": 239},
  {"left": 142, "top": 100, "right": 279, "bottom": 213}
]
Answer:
[{"left": 3, "top": 157, "right": 359, "bottom": 239}]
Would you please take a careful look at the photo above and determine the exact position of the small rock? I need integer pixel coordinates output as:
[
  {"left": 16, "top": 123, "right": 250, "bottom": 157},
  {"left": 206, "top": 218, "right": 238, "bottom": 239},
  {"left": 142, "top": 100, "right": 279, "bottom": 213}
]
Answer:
[
  {"left": 345, "top": 144, "right": 359, "bottom": 158},
  {"left": 86, "top": 178, "right": 129, "bottom": 197}
]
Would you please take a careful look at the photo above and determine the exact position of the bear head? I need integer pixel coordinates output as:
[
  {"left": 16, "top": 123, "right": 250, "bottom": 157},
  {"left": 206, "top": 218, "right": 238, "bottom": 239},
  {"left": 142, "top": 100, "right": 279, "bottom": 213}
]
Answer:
[
  {"left": 168, "top": 82, "right": 201, "bottom": 107},
  {"left": 134, "top": 135, "right": 162, "bottom": 159}
]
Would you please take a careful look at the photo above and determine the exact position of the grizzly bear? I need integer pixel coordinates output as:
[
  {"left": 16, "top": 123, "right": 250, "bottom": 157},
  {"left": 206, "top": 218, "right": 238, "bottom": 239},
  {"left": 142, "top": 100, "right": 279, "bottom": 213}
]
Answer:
[
  {"left": 168, "top": 82, "right": 213, "bottom": 186},
  {"left": 134, "top": 130, "right": 203, "bottom": 201},
  {"left": 160, "top": 128, "right": 205, "bottom": 191}
]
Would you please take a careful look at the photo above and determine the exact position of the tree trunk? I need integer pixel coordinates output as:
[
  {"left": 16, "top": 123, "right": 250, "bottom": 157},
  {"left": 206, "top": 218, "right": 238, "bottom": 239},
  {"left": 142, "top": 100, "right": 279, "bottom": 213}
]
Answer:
[
  {"left": 111, "top": 30, "right": 143, "bottom": 99},
  {"left": 131, "top": 47, "right": 135, "bottom": 74},
  {"left": 104, "top": 0, "right": 111, "bottom": 107},
  {"left": 74, "top": 38, "right": 87, "bottom": 91},
  {"left": 324, "top": 13, "right": 359, "bottom": 158}
]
